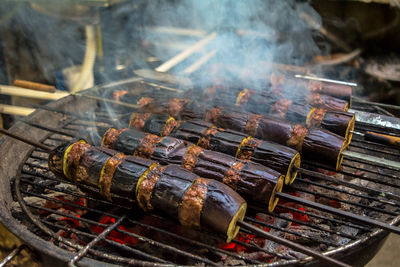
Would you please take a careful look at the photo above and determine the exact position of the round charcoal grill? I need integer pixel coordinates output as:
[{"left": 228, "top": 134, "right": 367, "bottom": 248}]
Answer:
[{"left": 1, "top": 79, "right": 400, "bottom": 266}]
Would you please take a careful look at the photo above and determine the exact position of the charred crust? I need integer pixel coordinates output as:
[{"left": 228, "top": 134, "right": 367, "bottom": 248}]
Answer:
[
  {"left": 271, "top": 99, "right": 292, "bottom": 119},
  {"left": 161, "top": 117, "right": 179, "bottom": 136},
  {"left": 182, "top": 145, "right": 204, "bottom": 171},
  {"left": 235, "top": 136, "right": 261, "bottom": 160},
  {"left": 136, "top": 164, "right": 161, "bottom": 211},
  {"left": 179, "top": 177, "right": 210, "bottom": 228},
  {"left": 204, "top": 107, "right": 222, "bottom": 123},
  {"left": 287, "top": 125, "right": 308, "bottom": 151},
  {"left": 197, "top": 126, "right": 220, "bottom": 149},
  {"left": 102, "top": 128, "right": 128, "bottom": 149},
  {"left": 99, "top": 153, "right": 127, "bottom": 201},
  {"left": 129, "top": 113, "right": 152, "bottom": 130},
  {"left": 306, "top": 108, "right": 326, "bottom": 127},
  {"left": 308, "top": 80, "right": 322, "bottom": 93},
  {"left": 222, "top": 161, "right": 245, "bottom": 190},
  {"left": 168, "top": 98, "right": 189, "bottom": 118},
  {"left": 134, "top": 134, "right": 162, "bottom": 158},
  {"left": 137, "top": 97, "right": 155, "bottom": 107},
  {"left": 64, "top": 141, "right": 90, "bottom": 181},
  {"left": 244, "top": 114, "right": 262, "bottom": 136}
]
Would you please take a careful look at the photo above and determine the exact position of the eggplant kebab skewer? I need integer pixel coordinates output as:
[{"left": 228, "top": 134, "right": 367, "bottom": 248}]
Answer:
[
  {"left": 201, "top": 87, "right": 355, "bottom": 145},
  {"left": 134, "top": 100, "right": 348, "bottom": 171},
  {"left": 48, "top": 139, "right": 247, "bottom": 242},
  {"left": 101, "top": 127, "right": 285, "bottom": 212},
  {"left": 269, "top": 73, "right": 353, "bottom": 101},
  {"left": 128, "top": 113, "right": 300, "bottom": 185}
]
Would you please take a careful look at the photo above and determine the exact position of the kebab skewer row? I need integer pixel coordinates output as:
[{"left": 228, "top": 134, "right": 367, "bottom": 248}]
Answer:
[
  {"left": 140, "top": 96, "right": 354, "bottom": 145},
  {"left": 212, "top": 108, "right": 348, "bottom": 171},
  {"left": 128, "top": 113, "right": 300, "bottom": 184},
  {"left": 204, "top": 84, "right": 349, "bottom": 112},
  {"left": 200, "top": 87, "right": 354, "bottom": 141},
  {"left": 133, "top": 103, "right": 347, "bottom": 170},
  {"left": 271, "top": 73, "right": 353, "bottom": 101},
  {"left": 48, "top": 139, "right": 247, "bottom": 242},
  {"left": 101, "top": 127, "right": 284, "bottom": 212}
]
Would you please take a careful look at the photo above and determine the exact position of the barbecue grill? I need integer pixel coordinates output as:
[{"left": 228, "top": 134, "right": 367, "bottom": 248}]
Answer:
[{"left": 1, "top": 78, "right": 400, "bottom": 266}]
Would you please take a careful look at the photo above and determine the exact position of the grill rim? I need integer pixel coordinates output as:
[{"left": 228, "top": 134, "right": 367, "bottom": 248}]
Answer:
[{"left": 0, "top": 84, "right": 399, "bottom": 266}]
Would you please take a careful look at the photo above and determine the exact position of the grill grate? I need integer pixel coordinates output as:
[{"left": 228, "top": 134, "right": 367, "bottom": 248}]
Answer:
[{"left": 7, "top": 90, "right": 400, "bottom": 266}]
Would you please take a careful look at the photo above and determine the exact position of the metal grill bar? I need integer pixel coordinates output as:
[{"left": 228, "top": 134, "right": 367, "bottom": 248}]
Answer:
[
  {"left": 21, "top": 185, "right": 264, "bottom": 264},
  {"left": 233, "top": 239, "right": 290, "bottom": 260},
  {"left": 297, "top": 167, "right": 400, "bottom": 202},
  {"left": 42, "top": 220, "right": 169, "bottom": 263},
  {"left": 68, "top": 215, "right": 127, "bottom": 266},
  {"left": 276, "top": 192, "right": 400, "bottom": 235},
  {"left": 249, "top": 205, "right": 357, "bottom": 240},
  {"left": 295, "top": 178, "right": 400, "bottom": 209},
  {"left": 244, "top": 216, "right": 338, "bottom": 247},
  {"left": 340, "top": 164, "right": 400, "bottom": 186},
  {"left": 305, "top": 162, "right": 400, "bottom": 189},
  {"left": 124, "top": 218, "right": 267, "bottom": 263},
  {"left": 0, "top": 245, "right": 30, "bottom": 267},
  {"left": 15, "top": 174, "right": 167, "bottom": 267},
  {"left": 25, "top": 203, "right": 219, "bottom": 266},
  {"left": 289, "top": 184, "right": 398, "bottom": 217},
  {"left": 350, "top": 141, "right": 400, "bottom": 158},
  {"left": 275, "top": 204, "right": 370, "bottom": 231},
  {"left": 237, "top": 221, "right": 351, "bottom": 267}
]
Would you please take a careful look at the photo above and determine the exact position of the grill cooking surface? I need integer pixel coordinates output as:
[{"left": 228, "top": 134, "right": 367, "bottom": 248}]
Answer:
[{"left": 5, "top": 81, "right": 400, "bottom": 266}]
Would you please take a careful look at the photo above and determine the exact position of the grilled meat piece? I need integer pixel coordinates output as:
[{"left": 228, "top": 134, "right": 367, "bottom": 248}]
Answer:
[{"left": 48, "top": 140, "right": 247, "bottom": 242}]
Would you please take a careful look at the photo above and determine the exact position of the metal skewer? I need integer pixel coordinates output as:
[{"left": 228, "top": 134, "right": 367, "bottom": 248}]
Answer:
[{"left": 294, "top": 74, "right": 358, "bottom": 87}]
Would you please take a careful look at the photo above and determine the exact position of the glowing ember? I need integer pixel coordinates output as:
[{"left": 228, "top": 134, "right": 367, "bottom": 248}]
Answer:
[{"left": 92, "top": 216, "right": 137, "bottom": 245}]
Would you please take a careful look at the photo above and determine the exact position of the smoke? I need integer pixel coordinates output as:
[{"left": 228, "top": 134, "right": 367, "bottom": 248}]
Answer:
[
  {"left": 0, "top": 0, "right": 325, "bottom": 89},
  {"left": 0, "top": 0, "right": 326, "bottom": 141},
  {"left": 138, "top": 0, "right": 325, "bottom": 88}
]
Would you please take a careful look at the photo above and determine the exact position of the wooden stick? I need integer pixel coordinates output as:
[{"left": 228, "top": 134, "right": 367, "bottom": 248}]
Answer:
[
  {"left": 0, "top": 104, "right": 35, "bottom": 116},
  {"left": 183, "top": 49, "right": 217, "bottom": 74},
  {"left": 14, "top": 80, "right": 56, "bottom": 93},
  {"left": 155, "top": 32, "right": 217, "bottom": 72},
  {"left": 0, "top": 85, "right": 68, "bottom": 100}
]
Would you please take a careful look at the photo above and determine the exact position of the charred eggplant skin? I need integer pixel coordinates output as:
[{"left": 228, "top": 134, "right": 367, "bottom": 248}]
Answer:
[
  {"left": 201, "top": 179, "right": 246, "bottom": 241},
  {"left": 151, "top": 165, "right": 198, "bottom": 220},
  {"left": 302, "top": 127, "right": 346, "bottom": 170}
]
